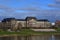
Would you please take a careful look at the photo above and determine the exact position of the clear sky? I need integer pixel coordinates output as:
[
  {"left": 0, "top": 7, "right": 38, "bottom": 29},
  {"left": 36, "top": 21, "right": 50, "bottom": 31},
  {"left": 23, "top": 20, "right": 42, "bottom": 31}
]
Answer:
[{"left": 0, "top": 0, "right": 60, "bottom": 22}]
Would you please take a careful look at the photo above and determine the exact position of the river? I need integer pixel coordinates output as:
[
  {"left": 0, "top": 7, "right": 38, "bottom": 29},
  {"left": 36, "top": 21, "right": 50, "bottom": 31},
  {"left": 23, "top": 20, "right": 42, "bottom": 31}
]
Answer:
[{"left": 0, "top": 35, "right": 60, "bottom": 40}]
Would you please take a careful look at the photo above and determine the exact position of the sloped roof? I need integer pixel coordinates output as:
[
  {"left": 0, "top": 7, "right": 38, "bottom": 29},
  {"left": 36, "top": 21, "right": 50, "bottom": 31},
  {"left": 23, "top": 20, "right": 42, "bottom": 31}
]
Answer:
[
  {"left": 37, "top": 19, "right": 49, "bottom": 22},
  {"left": 25, "top": 16, "right": 37, "bottom": 20},
  {"left": 2, "top": 18, "right": 16, "bottom": 22},
  {"left": 17, "top": 19, "right": 25, "bottom": 21},
  {"left": 1, "top": 17, "right": 50, "bottom": 22}
]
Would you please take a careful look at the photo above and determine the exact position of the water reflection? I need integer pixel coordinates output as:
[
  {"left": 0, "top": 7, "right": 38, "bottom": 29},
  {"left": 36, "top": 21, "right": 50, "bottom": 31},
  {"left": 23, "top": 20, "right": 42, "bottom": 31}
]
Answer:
[{"left": 0, "top": 35, "right": 60, "bottom": 40}]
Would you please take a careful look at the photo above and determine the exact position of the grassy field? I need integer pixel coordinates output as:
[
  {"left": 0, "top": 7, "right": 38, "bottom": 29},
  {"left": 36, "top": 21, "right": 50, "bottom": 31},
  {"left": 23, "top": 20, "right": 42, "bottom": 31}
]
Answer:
[{"left": 0, "top": 29, "right": 60, "bottom": 36}]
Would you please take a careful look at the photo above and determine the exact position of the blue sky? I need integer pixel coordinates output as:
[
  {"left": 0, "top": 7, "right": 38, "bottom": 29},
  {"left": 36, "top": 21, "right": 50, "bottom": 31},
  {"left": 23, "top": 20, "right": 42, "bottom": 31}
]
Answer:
[{"left": 0, "top": 0, "right": 60, "bottom": 22}]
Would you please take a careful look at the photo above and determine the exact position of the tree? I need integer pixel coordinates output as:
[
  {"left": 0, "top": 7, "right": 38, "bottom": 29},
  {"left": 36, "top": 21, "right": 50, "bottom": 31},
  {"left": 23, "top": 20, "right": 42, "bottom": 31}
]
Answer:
[{"left": 17, "top": 23, "right": 22, "bottom": 30}]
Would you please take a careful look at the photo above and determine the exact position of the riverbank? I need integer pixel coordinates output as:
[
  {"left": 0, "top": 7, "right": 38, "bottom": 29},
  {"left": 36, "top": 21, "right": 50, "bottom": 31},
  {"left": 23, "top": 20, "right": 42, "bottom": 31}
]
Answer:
[{"left": 0, "top": 29, "right": 60, "bottom": 36}]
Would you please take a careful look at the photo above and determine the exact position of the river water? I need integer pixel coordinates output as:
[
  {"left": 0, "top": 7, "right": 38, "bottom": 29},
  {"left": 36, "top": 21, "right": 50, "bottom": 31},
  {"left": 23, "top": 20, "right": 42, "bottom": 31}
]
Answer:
[{"left": 0, "top": 35, "right": 60, "bottom": 40}]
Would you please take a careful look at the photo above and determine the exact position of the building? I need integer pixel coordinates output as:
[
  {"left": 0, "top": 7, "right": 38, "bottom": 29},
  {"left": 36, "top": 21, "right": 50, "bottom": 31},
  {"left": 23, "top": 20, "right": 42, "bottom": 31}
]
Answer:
[
  {"left": 1, "top": 18, "right": 17, "bottom": 31},
  {"left": 0, "top": 17, "right": 51, "bottom": 31},
  {"left": 55, "top": 20, "right": 60, "bottom": 28},
  {"left": 25, "top": 17, "right": 51, "bottom": 29}
]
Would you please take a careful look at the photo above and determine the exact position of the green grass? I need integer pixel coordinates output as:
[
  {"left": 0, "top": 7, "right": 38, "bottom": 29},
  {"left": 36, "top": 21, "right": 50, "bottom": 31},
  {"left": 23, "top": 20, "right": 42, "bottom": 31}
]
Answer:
[
  {"left": 56, "top": 28, "right": 60, "bottom": 31},
  {"left": 0, "top": 29, "right": 60, "bottom": 36}
]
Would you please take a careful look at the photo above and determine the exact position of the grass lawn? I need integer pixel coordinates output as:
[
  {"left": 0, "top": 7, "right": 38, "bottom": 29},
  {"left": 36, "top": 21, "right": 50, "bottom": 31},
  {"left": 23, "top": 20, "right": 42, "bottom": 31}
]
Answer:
[{"left": 0, "top": 29, "right": 60, "bottom": 36}]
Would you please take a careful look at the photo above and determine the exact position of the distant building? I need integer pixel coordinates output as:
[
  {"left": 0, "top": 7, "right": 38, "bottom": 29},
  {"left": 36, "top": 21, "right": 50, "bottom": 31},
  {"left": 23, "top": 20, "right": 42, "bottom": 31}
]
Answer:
[
  {"left": 0, "top": 22, "right": 2, "bottom": 29},
  {"left": 55, "top": 20, "right": 60, "bottom": 28},
  {"left": 0, "top": 17, "right": 51, "bottom": 31}
]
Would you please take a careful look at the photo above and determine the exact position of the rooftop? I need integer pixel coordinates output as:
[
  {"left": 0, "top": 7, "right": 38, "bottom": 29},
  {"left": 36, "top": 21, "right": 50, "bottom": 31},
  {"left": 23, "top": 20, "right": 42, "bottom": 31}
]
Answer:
[
  {"left": 2, "top": 17, "right": 50, "bottom": 22},
  {"left": 37, "top": 19, "right": 49, "bottom": 22},
  {"left": 2, "top": 18, "right": 16, "bottom": 22},
  {"left": 17, "top": 19, "right": 25, "bottom": 21},
  {"left": 25, "top": 16, "right": 37, "bottom": 20}
]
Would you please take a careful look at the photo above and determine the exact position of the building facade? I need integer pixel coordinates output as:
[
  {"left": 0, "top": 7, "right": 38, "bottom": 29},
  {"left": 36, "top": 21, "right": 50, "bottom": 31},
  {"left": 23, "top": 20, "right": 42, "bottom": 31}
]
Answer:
[
  {"left": 0, "top": 17, "right": 51, "bottom": 31},
  {"left": 25, "top": 17, "right": 51, "bottom": 29}
]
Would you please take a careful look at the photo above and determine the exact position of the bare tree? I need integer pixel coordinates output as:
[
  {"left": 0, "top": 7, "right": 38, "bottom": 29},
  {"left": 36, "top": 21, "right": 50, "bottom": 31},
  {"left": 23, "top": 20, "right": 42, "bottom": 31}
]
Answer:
[{"left": 17, "top": 23, "right": 22, "bottom": 30}]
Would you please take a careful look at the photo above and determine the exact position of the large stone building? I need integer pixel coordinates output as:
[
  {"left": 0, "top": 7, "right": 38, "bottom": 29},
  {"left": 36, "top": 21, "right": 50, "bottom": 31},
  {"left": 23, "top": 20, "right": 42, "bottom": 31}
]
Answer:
[
  {"left": 25, "top": 17, "right": 51, "bottom": 29},
  {"left": 0, "top": 17, "right": 51, "bottom": 31}
]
